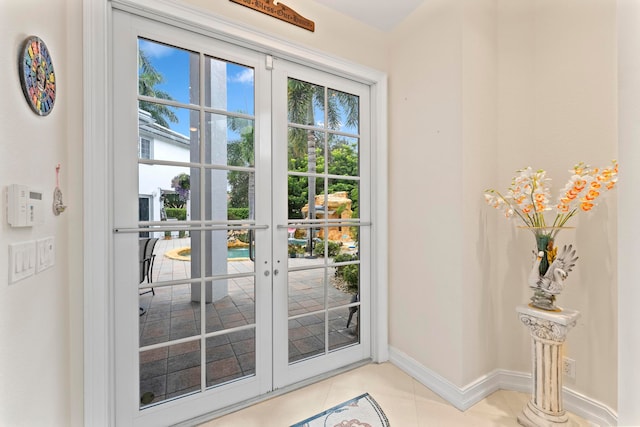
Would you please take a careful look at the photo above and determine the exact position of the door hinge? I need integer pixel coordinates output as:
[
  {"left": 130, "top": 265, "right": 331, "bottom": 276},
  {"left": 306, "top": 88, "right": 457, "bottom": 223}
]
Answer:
[{"left": 265, "top": 55, "right": 274, "bottom": 70}]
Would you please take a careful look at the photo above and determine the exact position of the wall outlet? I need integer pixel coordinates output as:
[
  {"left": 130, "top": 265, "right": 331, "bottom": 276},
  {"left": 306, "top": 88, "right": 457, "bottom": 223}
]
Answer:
[{"left": 563, "top": 356, "right": 576, "bottom": 379}]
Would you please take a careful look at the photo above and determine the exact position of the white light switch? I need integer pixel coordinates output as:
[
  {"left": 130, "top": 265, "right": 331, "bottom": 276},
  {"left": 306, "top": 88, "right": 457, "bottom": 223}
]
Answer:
[
  {"left": 9, "top": 241, "right": 36, "bottom": 284},
  {"left": 36, "top": 237, "right": 55, "bottom": 273}
]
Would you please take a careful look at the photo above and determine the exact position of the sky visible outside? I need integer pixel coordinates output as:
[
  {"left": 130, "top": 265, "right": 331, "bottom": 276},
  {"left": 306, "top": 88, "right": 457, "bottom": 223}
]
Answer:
[{"left": 138, "top": 38, "right": 255, "bottom": 139}]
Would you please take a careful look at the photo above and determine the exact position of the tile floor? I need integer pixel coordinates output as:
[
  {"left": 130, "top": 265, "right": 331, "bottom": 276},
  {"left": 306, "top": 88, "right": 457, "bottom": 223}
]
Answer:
[
  {"left": 198, "top": 363, "right": 592, "bottom": 427},
  {"left": 138, "top": 237, "right": 359, "bottom": 406}
]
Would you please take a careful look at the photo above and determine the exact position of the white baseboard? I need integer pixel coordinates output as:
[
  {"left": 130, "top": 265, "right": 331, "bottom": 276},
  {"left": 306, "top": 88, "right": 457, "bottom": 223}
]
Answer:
[{"left": 388, "top": 346, "right": 617, "bottom": 427}]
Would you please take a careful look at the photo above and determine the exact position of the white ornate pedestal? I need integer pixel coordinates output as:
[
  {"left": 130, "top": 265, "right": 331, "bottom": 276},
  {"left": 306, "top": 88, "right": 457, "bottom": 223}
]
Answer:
[{"left": 516, "top": 305, "right": 580, "bottom": 427}]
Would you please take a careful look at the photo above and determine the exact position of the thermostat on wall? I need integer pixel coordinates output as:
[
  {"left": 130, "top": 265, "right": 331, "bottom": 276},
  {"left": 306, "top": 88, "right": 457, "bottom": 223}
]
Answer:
[{"left": 7, "top": 184, "right": 44, "bottom": 227}]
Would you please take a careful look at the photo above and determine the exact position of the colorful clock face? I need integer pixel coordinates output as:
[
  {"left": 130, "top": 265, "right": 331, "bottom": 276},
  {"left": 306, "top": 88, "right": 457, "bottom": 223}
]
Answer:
[{"left": 19, "top": 36, "right": 56, "bottom": 116}]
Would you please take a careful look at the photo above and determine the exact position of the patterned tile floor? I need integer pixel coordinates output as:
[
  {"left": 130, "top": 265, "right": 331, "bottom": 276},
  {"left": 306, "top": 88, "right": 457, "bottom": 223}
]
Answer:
[
  {"left": 199, "top": 363, "right": 593, "bottom": 427},
  {"left": 138, "top": 237, "right": 359, "bottom": 407}
]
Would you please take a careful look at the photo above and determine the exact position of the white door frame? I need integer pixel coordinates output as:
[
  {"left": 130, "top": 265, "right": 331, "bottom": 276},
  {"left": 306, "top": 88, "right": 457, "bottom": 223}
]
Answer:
[{"left": 83, "top": 0, "right": 388, "bottom": 425}]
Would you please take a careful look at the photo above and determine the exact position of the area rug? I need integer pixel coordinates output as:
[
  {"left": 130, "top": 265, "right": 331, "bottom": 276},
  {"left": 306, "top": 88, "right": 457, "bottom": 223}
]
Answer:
[{"left": 290, "top": 393, "right": 390, "bottom": 427}]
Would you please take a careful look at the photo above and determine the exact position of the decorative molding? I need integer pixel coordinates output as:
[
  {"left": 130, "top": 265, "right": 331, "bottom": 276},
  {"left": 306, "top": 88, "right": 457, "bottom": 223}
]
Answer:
[
  {"left": 83, "top": 0, "right": 113, "bottom": 426},
  {"left": 229, "top": 0, "right": 315, "bottom": 32},
  {"left": 519, "top": 314, "right": 576, "bottom": 342},
  {"left": 388, "top": 347, "right": 617, "bottom": 427}
]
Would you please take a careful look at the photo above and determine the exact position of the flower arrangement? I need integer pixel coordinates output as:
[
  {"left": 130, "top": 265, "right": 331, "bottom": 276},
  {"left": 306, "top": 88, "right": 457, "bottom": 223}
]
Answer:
[
  {"left": 484, "top": 161, "right": 618, "bottom": 238},
  {"left": 484, "top": 161, "right": 618, "bottom": 310},
  {"left": 484, "top": 161, "right": 618, "bottom": 294}
]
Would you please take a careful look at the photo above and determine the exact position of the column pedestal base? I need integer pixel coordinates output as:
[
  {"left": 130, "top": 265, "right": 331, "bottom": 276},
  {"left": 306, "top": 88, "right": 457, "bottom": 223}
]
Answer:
[
  {"left": 516, "top": 305, "right": 580, "bottom": 427},
  {"left": 518, "top": 400, "right": 570, "bottom": 427}
]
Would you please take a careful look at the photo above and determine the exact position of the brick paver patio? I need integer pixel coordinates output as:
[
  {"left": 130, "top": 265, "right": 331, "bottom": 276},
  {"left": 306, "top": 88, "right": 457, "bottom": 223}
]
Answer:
[{"left": 138, "top": 237, "right": 359, "bottom": 407}]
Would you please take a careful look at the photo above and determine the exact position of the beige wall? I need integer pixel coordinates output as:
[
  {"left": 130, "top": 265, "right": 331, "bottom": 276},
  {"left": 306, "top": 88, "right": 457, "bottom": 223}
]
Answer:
[
  {"left": 182, "top": 0, "right": 390, "bottom": 72},
  {"left": 388, "top": 0, "right": 617, "bottom": 408},
  {"left": 461, "top": 0, "right": 500, "bottom": 383},
  {"left": 388, "top": 0, "right": 468, "bottom": 385},
  {"left": 0, "top": 0, "right": 83, "bottom": 425},
  {"left": 496, "top": 0, "right": 617, "bottom": 407}
]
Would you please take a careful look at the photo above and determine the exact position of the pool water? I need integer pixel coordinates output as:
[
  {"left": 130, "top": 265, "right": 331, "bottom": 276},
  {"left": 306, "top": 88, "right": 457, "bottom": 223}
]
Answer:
[
  {"left": 288, "top": 238, "right": 308, "bottom": 246},
  {"left": 171, "top": 247, "right": 250, "bottom": 260},
  {"left": 227, "top": 247, "right": 250, "bottom": 258}
]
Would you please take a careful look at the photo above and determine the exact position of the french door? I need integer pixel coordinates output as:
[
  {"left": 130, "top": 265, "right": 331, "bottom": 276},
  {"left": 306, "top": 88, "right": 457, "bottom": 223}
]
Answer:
[{"left": 112, "top": 10, "right": 370, "bottom": 426}]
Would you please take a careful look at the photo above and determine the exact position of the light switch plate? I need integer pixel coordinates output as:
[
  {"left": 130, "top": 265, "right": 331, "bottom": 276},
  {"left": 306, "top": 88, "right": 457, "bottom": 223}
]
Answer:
[
  {"left": 9, "top": 241, "right": 36, "bottom": 284},
  {"left": 36, "top": 237, "right": 55, "bottom": 273}
]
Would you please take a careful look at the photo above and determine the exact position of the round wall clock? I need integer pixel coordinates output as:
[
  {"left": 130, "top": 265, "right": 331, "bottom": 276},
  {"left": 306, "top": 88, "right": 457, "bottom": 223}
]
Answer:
[{"left": 19, "top": 36, "right": 56, "bottom": 116}]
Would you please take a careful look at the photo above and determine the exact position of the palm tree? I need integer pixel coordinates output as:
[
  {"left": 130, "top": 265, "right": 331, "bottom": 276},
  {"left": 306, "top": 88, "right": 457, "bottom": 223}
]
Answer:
[
  {"left": 227, "top": 116, "right": 255, "bottom": 220},
  {"left": 287, "top": 79, "right": 358, "bottom": 252},
  {"left": 138, "top": 49, "right": 178, "bottom": 128}
]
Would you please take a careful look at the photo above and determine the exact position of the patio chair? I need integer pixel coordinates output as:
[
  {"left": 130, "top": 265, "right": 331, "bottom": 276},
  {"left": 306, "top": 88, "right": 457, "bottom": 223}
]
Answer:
[
  {"left": 139, "top": 237, "right": 159, "bottom": 296},
  {"left": 346, "top": 293, "right": 359, "bottom": 328}
]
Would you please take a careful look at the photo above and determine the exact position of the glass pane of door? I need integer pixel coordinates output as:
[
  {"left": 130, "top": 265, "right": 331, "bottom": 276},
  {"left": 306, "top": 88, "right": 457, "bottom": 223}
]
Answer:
[
  {"left": 286, "top": 78, "right": 362, "bottom": 364},
  {"left": 273, "top": 62, "right": 370, "bottom": 388},
  {"left": 113, "top": 13, "right": 271, "bottom": 422},
  {"left": 135, "top": 38, "right": 261, "bottom": 408}
]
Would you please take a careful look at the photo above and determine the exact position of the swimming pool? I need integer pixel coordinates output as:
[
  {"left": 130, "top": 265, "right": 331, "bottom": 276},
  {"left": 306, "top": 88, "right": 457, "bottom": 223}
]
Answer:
[
  {"left": 227, "top": 247, "right": 250, "bottom": 259},
  {"left": 169, "top": 247, "right": 251, "bottom": 260}
]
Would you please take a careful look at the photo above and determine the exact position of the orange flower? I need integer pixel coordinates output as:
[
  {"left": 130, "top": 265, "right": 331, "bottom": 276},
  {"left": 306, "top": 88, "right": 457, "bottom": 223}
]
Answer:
[
  {"left": 522, "top": 205, "right": 533, "bottom": 214},
  {"left": 585, "top": 189, "right": 600, "bottom": 201},
  {"left": 557, "top": 204, "right": 570, "bottom": 213},
  {"left": 534, "top": 193, "right": 546, "bottom": 202},
  {"left": 590, "top": 181, "right": 601, "bottom": 189},
  {"left": 580, "top": 201, "right": 594, "bottom": 211},
  {"left": 574, "top": 179, "right": 586, "bottom": 191}
]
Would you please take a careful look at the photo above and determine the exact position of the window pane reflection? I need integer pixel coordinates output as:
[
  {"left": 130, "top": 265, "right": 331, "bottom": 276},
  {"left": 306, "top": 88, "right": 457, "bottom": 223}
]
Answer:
[
  {"left": 205, "top": 57, "right": 255, "bottom": 115},
  {"left": 138, "top": 38, "right": 199, "bottom": 106}
]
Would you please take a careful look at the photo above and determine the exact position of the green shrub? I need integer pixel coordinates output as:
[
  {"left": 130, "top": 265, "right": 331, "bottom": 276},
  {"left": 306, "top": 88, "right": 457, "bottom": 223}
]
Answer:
[
  {"left": 236, "top": 232, "right": 250, "bottom": 243},
  {"left": 334, "top": 253, "right": 358, "bottom": 264},
  {"left": 288, "top": 244, "right": 305, "bottom": 256},
  {"left": 165, "top": 208, "right": 187, "bottom": 220},
  {"left": 313, "top": 239, "right": 341, "bottom": 257},
  {"left": 341, "top": 264, "right": 359, "bottom": 294},
  {"left": 334, "top": 253, "right": 359, "bottom": 294},
  {"left": 228, "top": 208, "right": 249, "bottom": 220}
]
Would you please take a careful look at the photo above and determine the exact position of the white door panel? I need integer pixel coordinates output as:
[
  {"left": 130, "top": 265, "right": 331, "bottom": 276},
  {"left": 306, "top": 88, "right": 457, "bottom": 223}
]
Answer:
[
  {"left": 112, "top": 10, "right": 371, "bottom": 426},
  {"left": 271, "top": 59, "right": 372, "bottom": 389}
]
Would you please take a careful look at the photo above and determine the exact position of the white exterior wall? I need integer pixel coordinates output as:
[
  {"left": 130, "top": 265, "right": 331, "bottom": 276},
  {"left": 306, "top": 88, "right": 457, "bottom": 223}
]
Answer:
[{"left": 138, "top": 142, "right": 190, "bottom": 223}]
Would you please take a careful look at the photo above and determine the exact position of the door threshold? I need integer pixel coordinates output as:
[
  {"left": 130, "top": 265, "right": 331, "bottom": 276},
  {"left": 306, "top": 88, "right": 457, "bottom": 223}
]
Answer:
[{"left": 177, "top": 358, "right": 373, "bottom": 427}]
